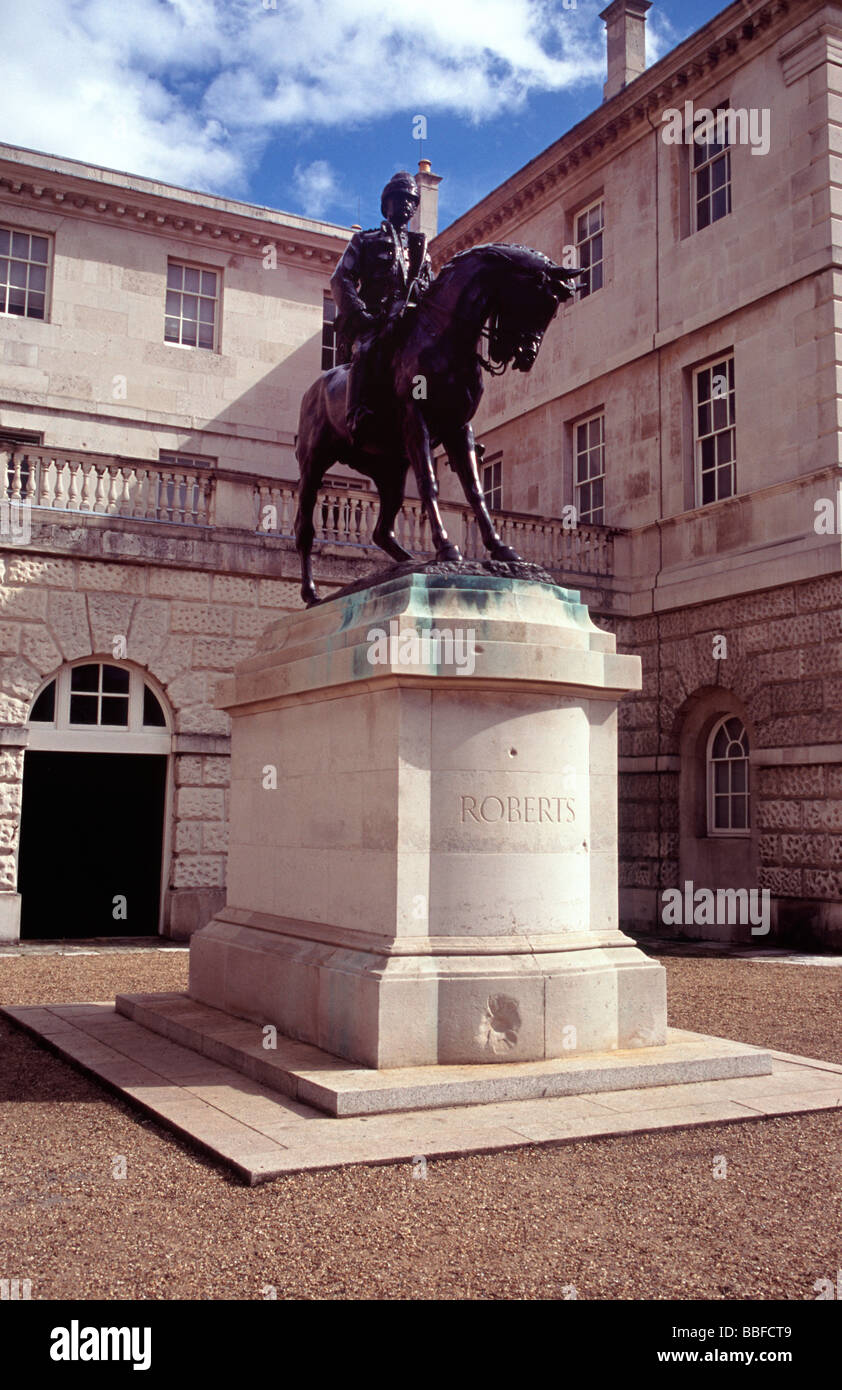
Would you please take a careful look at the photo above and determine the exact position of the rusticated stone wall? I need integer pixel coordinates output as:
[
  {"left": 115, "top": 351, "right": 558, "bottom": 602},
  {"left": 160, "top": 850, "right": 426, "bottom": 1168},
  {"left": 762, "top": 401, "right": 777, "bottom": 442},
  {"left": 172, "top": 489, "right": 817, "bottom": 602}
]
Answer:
[
  {"left": 0, "top": 547, "right": 308, "bottom": 937},
  {"left": 603, "top": 571, "right": 842, "bottom": 947}
]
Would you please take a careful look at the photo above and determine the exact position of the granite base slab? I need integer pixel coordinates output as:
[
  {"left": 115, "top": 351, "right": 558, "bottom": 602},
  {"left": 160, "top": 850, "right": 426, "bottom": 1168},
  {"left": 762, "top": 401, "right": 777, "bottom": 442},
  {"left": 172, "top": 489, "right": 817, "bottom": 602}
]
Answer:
[{"left": 108, "top": 991, "right": 774, "bottom": 1117}]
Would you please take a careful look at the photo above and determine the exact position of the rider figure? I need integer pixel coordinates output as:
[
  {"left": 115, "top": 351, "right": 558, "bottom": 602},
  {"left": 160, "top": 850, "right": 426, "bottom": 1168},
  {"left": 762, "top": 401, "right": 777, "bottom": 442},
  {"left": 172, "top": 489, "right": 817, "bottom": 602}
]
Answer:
[{"left": 330, "top": 171, "right": 433, "bottom": 441}]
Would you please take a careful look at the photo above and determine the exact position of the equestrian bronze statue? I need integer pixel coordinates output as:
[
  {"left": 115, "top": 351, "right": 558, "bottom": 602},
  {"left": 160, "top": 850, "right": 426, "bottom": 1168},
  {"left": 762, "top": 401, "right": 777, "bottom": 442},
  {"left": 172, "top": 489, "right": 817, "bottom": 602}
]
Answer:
[{"left": 294, "top": 172, "right": 581, "bottom": 605}]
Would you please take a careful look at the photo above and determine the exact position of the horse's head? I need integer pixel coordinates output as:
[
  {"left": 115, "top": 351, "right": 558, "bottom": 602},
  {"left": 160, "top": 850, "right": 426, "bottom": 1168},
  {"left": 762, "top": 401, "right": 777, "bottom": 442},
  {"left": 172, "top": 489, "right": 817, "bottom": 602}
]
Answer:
[{"left": 483, "top": 247, "right": 582, "bottom": 372}]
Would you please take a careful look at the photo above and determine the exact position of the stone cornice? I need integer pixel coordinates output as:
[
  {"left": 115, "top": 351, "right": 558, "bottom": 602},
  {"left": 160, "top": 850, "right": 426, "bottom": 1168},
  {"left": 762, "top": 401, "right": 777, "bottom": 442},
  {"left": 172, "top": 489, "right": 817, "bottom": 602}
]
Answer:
[
  {"left": 779, "top": 16, "right": 842, "bottom": 80},
  {"left": 0, "top": 161, "right": 347, "bottom": 268},
  {"left": 433, "top": 0, "right": 812, "bottom": 262}
]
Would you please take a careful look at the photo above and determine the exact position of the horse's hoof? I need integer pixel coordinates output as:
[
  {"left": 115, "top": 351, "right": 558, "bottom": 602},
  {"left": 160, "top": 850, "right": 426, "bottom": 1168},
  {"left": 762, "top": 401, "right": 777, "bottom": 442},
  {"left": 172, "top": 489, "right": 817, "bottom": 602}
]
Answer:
[
  {"left": 301, "top": 585, "right": 319, "bottom": 607},
  {"left": 437, "top": 543, "right": 462, "bottom": 562},
  {"left": 373, "top": 532, "right": 412, "bottom": 563},
  {"left": 489, "top": 544, "right": 522, "bottom": 563}
]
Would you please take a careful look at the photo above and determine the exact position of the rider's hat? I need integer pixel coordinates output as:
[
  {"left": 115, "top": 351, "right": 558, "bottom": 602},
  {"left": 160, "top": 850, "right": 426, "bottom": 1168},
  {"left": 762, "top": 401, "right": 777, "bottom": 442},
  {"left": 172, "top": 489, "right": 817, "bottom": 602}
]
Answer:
[{"left": 380, "top": 171, "right": 420, "bottom": 217}]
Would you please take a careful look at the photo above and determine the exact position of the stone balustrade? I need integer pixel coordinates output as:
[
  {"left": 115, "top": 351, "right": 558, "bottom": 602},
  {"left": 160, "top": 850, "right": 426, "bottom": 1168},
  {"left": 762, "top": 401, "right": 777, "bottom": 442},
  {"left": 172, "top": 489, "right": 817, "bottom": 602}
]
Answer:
[
  {"left": 3, "top": 447, "right": 213, "bottom": 526},
  {"left": 3, "top": 448, "right": 615, "bottom": 577}
]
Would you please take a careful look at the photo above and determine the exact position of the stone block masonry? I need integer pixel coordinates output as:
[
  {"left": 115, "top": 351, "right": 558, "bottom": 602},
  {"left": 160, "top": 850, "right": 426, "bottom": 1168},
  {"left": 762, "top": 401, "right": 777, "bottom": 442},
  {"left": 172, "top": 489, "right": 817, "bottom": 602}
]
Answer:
[{"left": 609, "top": 572, "right": 842, "bottom": 947}]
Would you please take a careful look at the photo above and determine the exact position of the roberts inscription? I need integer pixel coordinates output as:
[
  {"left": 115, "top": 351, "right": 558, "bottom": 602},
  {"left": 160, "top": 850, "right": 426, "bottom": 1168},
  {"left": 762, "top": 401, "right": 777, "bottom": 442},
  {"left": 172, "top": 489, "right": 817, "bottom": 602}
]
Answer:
[{"left": 460, "top": 794, "right": 576, "bottom": 824}]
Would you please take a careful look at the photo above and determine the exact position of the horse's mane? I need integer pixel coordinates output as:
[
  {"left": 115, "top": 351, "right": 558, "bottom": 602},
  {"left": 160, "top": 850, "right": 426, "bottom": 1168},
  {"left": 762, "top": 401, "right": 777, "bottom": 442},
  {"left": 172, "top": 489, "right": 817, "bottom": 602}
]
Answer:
[{"left": 431, "top": 242, "right": 557, "bottom": 294}]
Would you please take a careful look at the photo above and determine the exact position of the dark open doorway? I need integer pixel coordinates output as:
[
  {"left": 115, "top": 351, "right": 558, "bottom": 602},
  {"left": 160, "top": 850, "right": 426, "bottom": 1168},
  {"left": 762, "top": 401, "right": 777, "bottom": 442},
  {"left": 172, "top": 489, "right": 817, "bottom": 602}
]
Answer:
[{"left": 18, "top": 751, "right": 168, "bottom": 939}]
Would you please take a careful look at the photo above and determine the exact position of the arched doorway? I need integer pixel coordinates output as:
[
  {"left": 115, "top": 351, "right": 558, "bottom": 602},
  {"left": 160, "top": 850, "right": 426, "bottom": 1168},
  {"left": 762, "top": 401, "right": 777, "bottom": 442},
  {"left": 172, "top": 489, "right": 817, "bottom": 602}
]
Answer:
[{"left": 17, "top": 660, "right": 173, "bottom": 940}]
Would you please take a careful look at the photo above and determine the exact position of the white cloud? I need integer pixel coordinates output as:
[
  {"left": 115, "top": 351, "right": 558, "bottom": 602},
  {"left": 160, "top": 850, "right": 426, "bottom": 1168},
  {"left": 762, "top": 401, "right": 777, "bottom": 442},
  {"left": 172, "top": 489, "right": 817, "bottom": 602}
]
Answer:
[
  {"left": 1, "top": 0, "right": 610, "bottom": 194},
  {"left": 292, "top": 160, "right": 340, "bottom": 219}
]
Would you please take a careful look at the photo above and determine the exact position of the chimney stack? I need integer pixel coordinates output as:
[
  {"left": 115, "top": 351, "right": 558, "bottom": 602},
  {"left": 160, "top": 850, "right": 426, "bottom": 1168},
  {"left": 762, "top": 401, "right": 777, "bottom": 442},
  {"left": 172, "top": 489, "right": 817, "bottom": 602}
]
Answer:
[
  {"left": 599, "top": 0, "right": 652, "bottom": 102},
  {"left": 410, "top": 159, "right": 443, "bottom": 240}
]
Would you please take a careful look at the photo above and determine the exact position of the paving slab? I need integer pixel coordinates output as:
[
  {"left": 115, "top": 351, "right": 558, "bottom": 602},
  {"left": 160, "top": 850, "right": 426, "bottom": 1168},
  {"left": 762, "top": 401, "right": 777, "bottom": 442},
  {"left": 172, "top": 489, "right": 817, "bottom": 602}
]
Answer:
[{"left": 5, "top": 1000, "right": 842, "bottom": 1184}]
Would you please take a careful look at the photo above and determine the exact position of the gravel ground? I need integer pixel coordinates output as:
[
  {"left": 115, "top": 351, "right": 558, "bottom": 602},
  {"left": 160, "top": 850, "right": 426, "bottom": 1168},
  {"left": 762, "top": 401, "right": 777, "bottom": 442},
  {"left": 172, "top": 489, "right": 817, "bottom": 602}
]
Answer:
[{"left": 1, "top": 948, "right": 841, "bottom": 1301}]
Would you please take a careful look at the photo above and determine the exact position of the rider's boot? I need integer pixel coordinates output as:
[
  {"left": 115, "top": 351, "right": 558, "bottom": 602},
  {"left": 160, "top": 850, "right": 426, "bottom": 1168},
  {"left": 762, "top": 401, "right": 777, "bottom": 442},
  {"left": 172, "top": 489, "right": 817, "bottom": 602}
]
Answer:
[{"left": 346, "top": 355, "right": 374, "bottom": 442}]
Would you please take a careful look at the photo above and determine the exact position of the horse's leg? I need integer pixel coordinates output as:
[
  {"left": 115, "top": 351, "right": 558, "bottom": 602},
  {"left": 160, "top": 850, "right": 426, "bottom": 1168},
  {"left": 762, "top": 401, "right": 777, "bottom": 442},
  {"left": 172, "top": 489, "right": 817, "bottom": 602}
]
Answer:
[
  {"left": 403, "top": 409, "right": 462, "bottom": 562},
  {"left": 372, "top": 462, "right": 413, "bottom": 563},
  {"left": 294, "top": 441, "right": 330, "bottom": 606},
  {"left": 442, "top": 423, "right": 522, "bottom": 562}
]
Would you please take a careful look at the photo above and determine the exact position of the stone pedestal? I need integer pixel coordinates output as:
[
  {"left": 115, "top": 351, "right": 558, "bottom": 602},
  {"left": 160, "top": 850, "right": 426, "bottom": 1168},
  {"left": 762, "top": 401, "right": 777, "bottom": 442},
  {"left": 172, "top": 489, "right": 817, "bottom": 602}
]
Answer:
[{"left": 189, "top": 570, "right": 667, "bottom": 1068}]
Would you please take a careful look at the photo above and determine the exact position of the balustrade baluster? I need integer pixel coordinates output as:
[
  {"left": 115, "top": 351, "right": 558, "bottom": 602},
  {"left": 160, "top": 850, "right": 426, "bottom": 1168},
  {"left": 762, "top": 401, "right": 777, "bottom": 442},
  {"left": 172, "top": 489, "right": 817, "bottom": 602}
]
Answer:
[
  {"left": 79, "top": 461, "right": 95, "bottom": 511},
  {"left": 7, "top": 452, "right": 22, "bottom": 502},
  {"left": 93, "top": 466, "right": 107, "bottom": 513},
  {"left": 66, "top": 461, "right": 82, "bottom": 510},
  {"left": 104, "top": 466, "right": 118, "bottom": 514}
]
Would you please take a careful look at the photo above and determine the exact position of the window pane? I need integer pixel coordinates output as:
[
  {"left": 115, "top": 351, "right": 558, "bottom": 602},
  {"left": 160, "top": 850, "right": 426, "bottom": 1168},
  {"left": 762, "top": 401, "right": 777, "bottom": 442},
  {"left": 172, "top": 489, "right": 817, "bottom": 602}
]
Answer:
[
  {"left": 69, "top": 693, "right": 98, "bottom": 725},
  {"left": 9, "top": 262, "right": 26, "bottom": 288},
  {"left": 198, "top": 322, "right": 214, "bottom": 349},
  {"left": 11, "top": 232, "right": 29, "bottom": 258},
  {"left": 591, "top": 262, "right": 603, "bottom": 293},
  {"left": 199, "top": 299, "right": 215, "bottom": 323},
  {"left": 184, "top": 267, "right": 200, "bottom": 293},
  {"left": 101, "top": 696, "right": 129, "bottom": 726},
  {"left": 731, "top": 798, "right": 747, "bottom": 829},
  {"left": 71, "top": 664, "right": 99, "bottom": 691},
  {"left": 589, "top": 418, "right": 601, "bottom": 449},
  {"left": 696, "top": 165, "right": 710, "bottom": 199},
  {"left": 0, "top": 229, "right": 8, "bottom": 255},
  {"left": 717, "top": 466, "right": 733, "bottom": 498},
  {"left": 201, "top": 271, "right": 217, "bottom": 295},
  {"left": 702, "top": 469, "right": 716, "bottom": 504},
  {"left": 164, "top": 317, "right": 180, "bottom": 342},
  {"left": 697, "top": 199, "right": 710, "bottom": 231},
  {"left": 28, "top": 264, "right": 46, "bottom": 292},
  {"left": 712, "top": 725, "right": 728, "bottom": 759},
  {"left": 712, "top": 187, "right": 728, "bottom": 222},
  {"left": 731, "top": 760, "right": 747, "bottom": 793},
  {"left": 182, "top": 294, "right": 198, "bottom": 319},
  {"left": 181, "top": 322, "right": 197, "bottom": 346},
  {"left": 143, "top": 685, "right": 167, "bottom": 727},
  {"left": 30, "top": 236, "right": 49, "bottom": 263},
  {"left": 576, "top": 424, "right": 587, "bottom": 455},
  {"left": 27, "top": 294, "right": 45, "bottom": 319},
  {"left": 696, "top": 368, "right": 710, "bottom": 403},
  {"left": 701, "top": 436, "right": 715, "bottom": 471},
  {"left": 165, "top": 290, "right": 180, "bottom": 315},
  {"left": 716, "top": 431, "right": 732, "bottom": 466},
  {"left": 29, "top": 681, "right": 56, "bottom": 722},
  {"left": 167, "top": 263, "right": 182, "bottom": 289},
  {"left": 102, "top": 664, "right": 130, "bottom": 693}
]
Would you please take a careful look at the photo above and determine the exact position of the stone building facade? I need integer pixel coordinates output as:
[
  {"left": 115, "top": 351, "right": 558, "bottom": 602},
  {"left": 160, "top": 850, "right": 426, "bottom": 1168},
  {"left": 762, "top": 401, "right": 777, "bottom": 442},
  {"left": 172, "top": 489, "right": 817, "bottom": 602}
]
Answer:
[
  {"left": 432, "top": 0, "right": 842, "bottom": 947},
  {"left": 2, "top": 0, "right": 842, "bottom": 948}
]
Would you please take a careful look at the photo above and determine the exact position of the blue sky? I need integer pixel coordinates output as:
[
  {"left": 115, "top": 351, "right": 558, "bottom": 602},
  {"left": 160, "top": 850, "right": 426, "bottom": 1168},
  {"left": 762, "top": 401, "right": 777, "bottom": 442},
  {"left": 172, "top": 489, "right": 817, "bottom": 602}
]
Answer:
[{"left": 4, "top": 0, "right": 731, "bottom": 232}]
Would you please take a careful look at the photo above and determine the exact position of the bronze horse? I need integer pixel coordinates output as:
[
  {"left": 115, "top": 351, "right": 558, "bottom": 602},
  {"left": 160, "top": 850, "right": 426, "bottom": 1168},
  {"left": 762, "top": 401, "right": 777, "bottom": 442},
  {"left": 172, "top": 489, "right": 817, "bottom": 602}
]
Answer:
[{"left": 294, "top": 243, "right": 579, "bottom": 605}]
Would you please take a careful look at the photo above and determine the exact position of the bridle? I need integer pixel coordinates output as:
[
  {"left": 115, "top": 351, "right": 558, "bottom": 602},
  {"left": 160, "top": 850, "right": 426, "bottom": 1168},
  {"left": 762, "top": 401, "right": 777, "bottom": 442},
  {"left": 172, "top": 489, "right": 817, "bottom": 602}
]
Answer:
[{"left": 412, "top": 282, "right": 544, "bottom": 377}]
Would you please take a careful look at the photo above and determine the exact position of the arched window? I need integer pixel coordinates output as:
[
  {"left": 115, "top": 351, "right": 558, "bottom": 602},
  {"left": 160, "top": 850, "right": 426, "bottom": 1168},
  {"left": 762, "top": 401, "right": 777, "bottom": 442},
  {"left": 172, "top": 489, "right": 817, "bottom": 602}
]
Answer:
[
  {"left": 27, "top": 661, "right": 170, "bottom": 753},
  {"left": 707, "top": 715, "right": 749, "bottom": 835}
]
